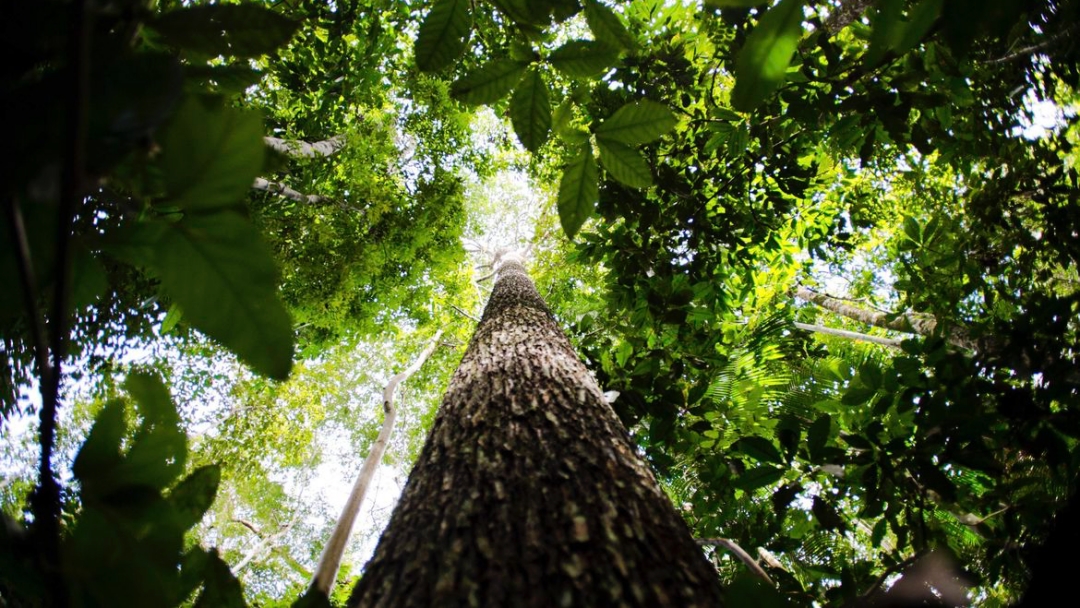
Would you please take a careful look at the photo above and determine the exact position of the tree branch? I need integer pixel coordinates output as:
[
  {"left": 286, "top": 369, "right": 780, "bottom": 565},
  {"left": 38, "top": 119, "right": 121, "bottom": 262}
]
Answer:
[
  {"left": 308, "top": 329, "right": 445, "bottom": 596},
  {"left": 794, "top": 322, "right": 904, "bottom": 349},
  {"left": 265, "top": 135, "right": 347, "bottom": 158},
  {"left": 696, "top": 538, "right": 774, "bottom": 585},
  {"left": 252, "top": 177, "right": 329, "bottom": 205}
]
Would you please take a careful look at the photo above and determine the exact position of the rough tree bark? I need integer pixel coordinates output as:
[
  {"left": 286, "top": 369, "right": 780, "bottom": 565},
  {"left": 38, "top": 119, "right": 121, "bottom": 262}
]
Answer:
[{"left": 347, "top": 254, "right": 723, "bottom": 607}]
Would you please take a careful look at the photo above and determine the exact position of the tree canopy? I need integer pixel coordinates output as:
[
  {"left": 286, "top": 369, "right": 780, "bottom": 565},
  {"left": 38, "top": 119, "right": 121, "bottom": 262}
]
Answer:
[{"left": 2, "top": 0, "right": 1079, "bottom": 606}]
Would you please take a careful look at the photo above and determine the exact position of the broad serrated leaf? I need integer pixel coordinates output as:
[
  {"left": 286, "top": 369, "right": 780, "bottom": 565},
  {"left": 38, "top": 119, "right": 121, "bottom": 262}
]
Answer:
[
  {"left": 451, "top": 59, "right": 528, "bottom": 105},
  {"left": 557, "top": 142, "right": 598, "bottom": 238},
  {"left": 548, "top": 40, "right": 620, "bottom": 78},
  {"left": 169, "top": 465, "right": 221, "bottom": 531},
  {"left": 584, "top": 1, "right": 636, "bottom": 50},
  {"left": 597, "top": 139, "right": 653, "bottom": 187},
  {"left": 734, "top": 436, "right": 785, "bottom": 464},
  {"left": 733, "top": 465, "right": 785, "bottom": 491},
  {"left": 414, "top": 0, "right": 472, "bottom": 72},
  {"left": 510, "top": 68, "right": 551, "bottom": 151},
  {"left": 159, "top": 96, "right": 264, "bottom": 212},
  {"left": 730, "top": 0, "right": 805, "bottom": 112},
  {"left": 151, "top": 4, "right": 300, "bottom": 58},
  {"left": 152, "top": 212, "right": 293, "bottom": 379},
  {"left": 595, "top": 99, "right": 677, "bottom": 145}
]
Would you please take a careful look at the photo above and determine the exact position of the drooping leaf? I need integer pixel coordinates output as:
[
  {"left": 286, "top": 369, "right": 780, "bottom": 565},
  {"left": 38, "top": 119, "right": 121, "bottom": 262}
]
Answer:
[
  {"left": 169, "top": 465, "right": 221, "bottom": 531},
  {"left": 151, "top": 4, "right": 300, "bottom": 58},
  {"left": 730, "top": 0, "right": 805, "bottom": 112},
  {"left": 557, "top": 142, "right": 598, "bottom": 238},
  {"left": 734, "top": 465, "right": 785, "bottom": 491},
  {"left": 595, "top": 100, "right": 677, "bottom": 145},
  {"left": 584, "top": 0, "right": 636, "bottom": 51},
  {"left": 510, "top": 68, "right": 552, "bottom": 152},
  {"left": 451, "top": 59, "right": 528, "bottom": 105},
  {"left": 734, "top": 436, "right": 785, "bottom": 464},
  {"left": 414, "top": 0, "right": 472, "bottom": 73},
  {"left": 548, "top": 40, "right": 620, "bottom": 78},
  {"left": 597, "top": 139, "right": 653, "bottom": 188},
  {"left": 151, "top": 212, "right": 294, "bottom": 380},
  {"left": 159, "top": 96, "right": 264, "bottom": 212}
]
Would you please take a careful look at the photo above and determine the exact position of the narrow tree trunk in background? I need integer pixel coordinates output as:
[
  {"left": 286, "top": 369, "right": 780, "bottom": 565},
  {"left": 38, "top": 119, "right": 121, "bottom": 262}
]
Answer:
[{"left": 347, "top": 257, "right": 723, "bottom": 607}]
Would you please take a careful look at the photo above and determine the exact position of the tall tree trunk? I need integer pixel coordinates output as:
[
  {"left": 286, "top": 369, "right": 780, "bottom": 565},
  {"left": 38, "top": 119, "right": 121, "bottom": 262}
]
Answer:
[{"left": 347, "top": 256, "right": 723, "bottom": 607}]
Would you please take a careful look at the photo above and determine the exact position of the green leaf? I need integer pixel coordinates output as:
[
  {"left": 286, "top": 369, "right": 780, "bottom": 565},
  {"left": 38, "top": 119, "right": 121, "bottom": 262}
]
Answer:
[
  {"left": 125, "top": 371, "right": 179, "bottom": 426},
  {"left": 557, "top": 142, "right": 598, "bottom": 238},
  {"left": 864, "top": 0, "right": 905, "bottom": 67},
  {"left": 161, "top": 302, "right": 183, "bottom": 334},
  {"left": 730, "top": 0, "right": 805, "bottom": 112},
  {"left": 151, "top": 212, "right": 294, "bottom": 379},
  {"left": 734, "top": 436, "right": 785, "bottom": 464},
  {"left": 896, "top": 0, "right": 943, "bottom": 55},
  {"left": 705, "top": 0, "right": 770, "bottom": 7},
  {"left": 841, "top": 386, "right": 877, "bottom": 406},
  {"left": 548, "top": 40, "right": 620, "bottom": 78},
  {"left": 72, "top": 400, "right": 127, "bottom": 485},
  {"left": 451, "top": 59, "right": 528, "bottom": 105},
  {"left": 159, "top": 96, "right": 264, "bottom": 212},
  {"left": 902, "top": 216, "right": 922, "bottom": 242},
  {"left": 184, "top": 64, "right": 265, "bottom": 94},
  {"left": 584, "top": 1, "right": 636, "bottom": 51},
  {"left": 414, "top": 0, "right": 472, "bottom": 73},
  {"left": 597, "top": 140, "right": 653, "bottom": 188},
  {"left": 195, "top": 550, "right": 246, "bottom": 608},
  {"left": 807, "top": 414, "right": 832, "bottom": 462},
  {"left": 510, "top": 68, "right": 552, "bottom": 152},
  {"left": 595, "top": 100, "right": 677, "bottom": 145},
  {"left": 123, "top": 372, "right": 187, "bottom": 490},
  {"left": 151, "top": 4, "right": 300, "bottom": 58},
  {"left": 734, "top": 465, "right": 784, "bottom": 491},
  {"left": 169, "top": 465, "right": 221, "bottom": 531}
]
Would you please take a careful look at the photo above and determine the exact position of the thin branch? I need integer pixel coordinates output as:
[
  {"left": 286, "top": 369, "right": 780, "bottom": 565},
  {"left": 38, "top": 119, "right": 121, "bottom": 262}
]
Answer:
[
  {"left": 986, "top": 23, "right": 1080, "bottom": 64},
  {"left": 696, "top": 538, "right": 774, "bottom": 586},
  {"left": 231, "top": 518, "right": 263, "bottom": 537},
  {"left": 450, "top": 304, "right": 479, "bottom": 323},
  {"left": 794, "top": 322, "right": 904, "bottom": 349},
  {"left": 264, "top": 135, "right": 347, "bottom": 158},
  {"left": 308, "top": 329, "right": 445, "bottom": 596},
  {"left": 252, "top": 177, "right": 329, "bottom": 205},
  {"left": 235, "top": 517, "right": 299, "bottom": 573},
  {"left": 3, "top": 199, "right": 53, "bottom": 396}
]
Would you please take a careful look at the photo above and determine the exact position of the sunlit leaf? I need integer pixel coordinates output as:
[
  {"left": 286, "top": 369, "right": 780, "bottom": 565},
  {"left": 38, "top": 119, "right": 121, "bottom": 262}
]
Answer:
[
  {"left": 510, "top": 68, "right": 552, "bottom": 152},
  {"left": 597, "top": 139, "right": 653, "bottom": 187},
  {"left": 451, "top": 59, "right": 528, "bottom": 105},
  {"left": 548, "top": 40, "right": 620, "bottom": 78},
  {"left": 595, "top": 100, "right": 677, "bottom": 145},
  {"left": 584, "top": 0, "right": 636, "bottom": 50},
  {"left": 557, "top": 142, "right": 598, "bottom": 238},
  {"left": 414, "top": 0, "right": 472, "bottom": 72},
  {"left": 730, "top": 0, "right": 805, "bottom": 111}
]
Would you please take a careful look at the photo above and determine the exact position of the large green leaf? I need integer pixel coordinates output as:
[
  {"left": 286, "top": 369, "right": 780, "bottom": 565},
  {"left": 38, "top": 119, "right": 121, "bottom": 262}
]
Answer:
[
  {"left": 733, "top": 465, "right": 785, "bottom": 491},
  {"left": 510, "top": 68, "right": 552, "bottom": 152},
  {"left": 548, "top": 40, "right": 620, "bottom": 78},
  {"left": 451, "top": 59, "right": 528, "bottom": 105},
  {"left": 169, "top": 465, "right": 221, "bottom": 531},
  {"left": 122, "top": 372, "right": 187, "bottom": 490},
  {"left": 584, "top": 0, "right": 636, "bottom": 51},
  {"left": 151, "top": 212, "right": 294, "bottom": 379},
  {"left": 72, "top": 400, "right": 127, "bottom": 486},
  {"left": 557, "top": 142, "right": 598, "bottom": 238},
  {"left": 151, "top": 4, "right": 300, "bottom": 58},
  {"left": 595, "top": 100, "right": 677, "bottom": 145},
  {"left": 730, "top": 0, "right": 805, "bottom": 112},
  {"left": 734, "top": 436, "right": 785, "bottom": 464},
  {"left": 414, "top": 0, "right": 472, "bottom": 73},
  {"left": 159, "top": 96, "right": 264, "bottom": 212},
  {"left": 597, "top": 139, "right": 653, "bottom": 188}
]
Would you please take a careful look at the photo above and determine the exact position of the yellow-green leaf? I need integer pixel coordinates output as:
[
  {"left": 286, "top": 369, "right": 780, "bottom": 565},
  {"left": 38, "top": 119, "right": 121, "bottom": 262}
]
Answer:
[
  {"left": 595, "top": 99, "right": 677, "bottom": 145},
  {"left": 730, "top": 0, "right": 805, "bottom": 112},
  {"left": 451, "top": 59, "right": 528, "bottom": 105},
  {"left": 597, "top": 139, "right": 653, "bottom": 188},
  {"left": 510, "top": 68, "right": 552, "bottom": 152}
]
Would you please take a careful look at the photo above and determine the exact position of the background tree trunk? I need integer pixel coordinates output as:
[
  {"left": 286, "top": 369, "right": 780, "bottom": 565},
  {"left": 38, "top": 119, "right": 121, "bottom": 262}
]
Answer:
[{"left": 347, "top": 258, "right": 723, "bottom": 607}]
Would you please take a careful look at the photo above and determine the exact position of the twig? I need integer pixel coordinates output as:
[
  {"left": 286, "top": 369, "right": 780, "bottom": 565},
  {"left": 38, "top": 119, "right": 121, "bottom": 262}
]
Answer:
[
  {"left": 696, "top": 538, "right": 774, "bottom": 585},
  {"left": 986, "top": 23, "right": 1080, "bottom": 64},
  {"left": 450, "top": 304, "right": 479, "bottom": 323}
]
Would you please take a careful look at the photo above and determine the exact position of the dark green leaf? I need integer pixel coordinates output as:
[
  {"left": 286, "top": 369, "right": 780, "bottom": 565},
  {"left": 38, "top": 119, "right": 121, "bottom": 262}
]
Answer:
[
  {"left": 734, "top": 436, "right": 785, "bottom": 464},
  {"left": 896, "top": 0, "right": 943, "bottom": 55},
  {"left": 414, "top": 0, "right": 472, "bottom": 72},
  {"left": 557, "top": 142, "right": 598, "bottom": 238},
  {"left": 195, "top": 550, "right": 246, "bottom": 608},
  {"left": 152, "top": 212, "right": 294, "bottom": 379},
  {"left": 807, "top": 414, "right": 832, "bottom": 462},
  {"left": 72, "top": 400, "right": 127, "bottom": 485},
  {"left": 169, "top": 465, "right": 221, "bottom": 531},
  {"left": 902, "top": 216, "right": 922, "bottom": 242},
  {"left": 730, "top": 0, "right": 805, "bottom": 112},
  {"left": 705, "top": 0, "right": 770, "bottom": 7},
  {"left": 595, "top": 100, "right": 677, "bottom": 145},
  {"left": 152, "top": 4, "right": 300, "bottom": 58},
  {"left": 597, "top": 139, "right": 653, "bottom": 188},
  {"left": 859, "top": 362, "right": 883, "bottom": 391},
  {"left": 159, "top": 96, "right": 264, "bottom": 212},
  {"left": 584, "top": 0, "right": 636, "bottom": 50},
  {"left": 124, "top": 371, "right": 179, "bottom": 425},
  {"left": 864, "top": 0, "right": 905, "bottom": 67},
  {"left": 451, "top": 60, "right": 528, "bottom": 105},
  {"left": 734, "top": 465, "right": 785, "bottom": 491},
  {"left": 841, "top": 386, "right": 876, "bottom": 406},
  {"left": 184, "top": 64, "right": 265, "bottom": 94},
  {"left": 548, "top": 40, "right": 620, "bottom": 78},
  {"left": 725, "top": 572, "right": 792, "bottom": 607},
  {"left": 510, "top": 68, "right": 552, "bottom": 151},
  {"left": 812, "top": 495, "right": 847, "bottom": 532}
]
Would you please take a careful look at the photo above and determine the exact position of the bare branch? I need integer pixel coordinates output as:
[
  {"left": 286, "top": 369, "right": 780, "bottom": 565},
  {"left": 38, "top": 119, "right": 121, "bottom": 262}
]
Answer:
[
  {"left": 252, "top": 178, "right": 329, "bottom": 205},
  {"left": 264, "top": 135, "right": 347, "bottom": 158},
  {"left": 794, "top": 322, "right": 904, "bottom": 349},
  {"left": 696, "top": 538, "right": 774, "bottom": 586}
]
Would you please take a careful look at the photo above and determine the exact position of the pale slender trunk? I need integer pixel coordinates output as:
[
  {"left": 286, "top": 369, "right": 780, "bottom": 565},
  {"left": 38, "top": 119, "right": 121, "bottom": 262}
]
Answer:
[
  {"left": 347, "top": 256, "right": 722, "bottom": 607},
  {"left": 309, "top": 329, "right": 445, "bottom": 595},
  {"left": 264, "top": 135, "right": 346, "bottom": 158},
  {"left": 794, "top": 286, "right": 978, "bottom": 351},
  {"left": 251, "top": 177, "right": 327, "bottom": 205}
]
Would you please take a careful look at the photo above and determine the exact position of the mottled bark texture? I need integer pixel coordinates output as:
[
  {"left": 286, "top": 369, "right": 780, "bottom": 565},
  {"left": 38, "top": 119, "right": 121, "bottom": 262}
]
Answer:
[{"left": 347, "top": 260, "right": 723, "bottom": 607}]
